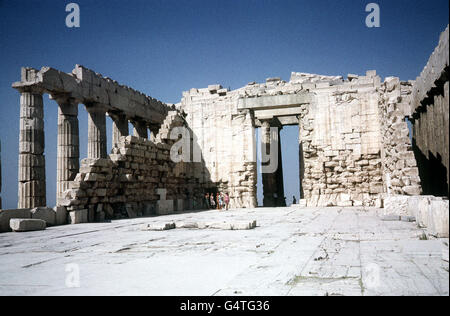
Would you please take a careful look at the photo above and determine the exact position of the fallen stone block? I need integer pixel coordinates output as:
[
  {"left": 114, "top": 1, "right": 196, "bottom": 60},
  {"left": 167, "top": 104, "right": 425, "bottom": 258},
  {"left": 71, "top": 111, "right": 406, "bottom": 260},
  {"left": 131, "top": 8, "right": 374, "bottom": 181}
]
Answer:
[
  {"left": 208, "top": 222, "right": 234, "bottom": 230},
  {"left": 231, "top": 221, "right": 257, "bottom": 230},
  {"left": 143, "top": 222, "right": 176, "bottom": 231},
  {"left": 0, "top": 209, "right": 31, "bottom": 232},
  {"left": 208, "top": 221, "right": 257, "bottom": 230},
  {"left": 10, "top": 218, "right": 46, "bottom": 232},
  {"left": 175, "top": 221, "right": 199, "bottom": 229},
  {"left": 31, "top": 207, "right": 56, "bottom": 226},
  {"left": 68, "top": 209, "right": 88, "bottom": 224}
]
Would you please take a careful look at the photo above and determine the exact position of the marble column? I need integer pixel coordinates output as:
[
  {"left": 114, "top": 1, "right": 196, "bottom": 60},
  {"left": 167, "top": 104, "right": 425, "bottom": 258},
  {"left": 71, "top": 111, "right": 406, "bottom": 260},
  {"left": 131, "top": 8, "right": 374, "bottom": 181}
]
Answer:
[
  {"left": 111, "top": 114, "right": 129, "bottom": 146},
  {"left": 133, "top": 120, "right": 148, "bottom": 139},
  {"left": 149, "top": 125, "right": 160, "bottom": 142},
  {"left": 87, "top": 106, "right": 107, "bottom": 159},
  {"left": 55, "top": 96, "right": 79, "bottom": 204},
  {"left": 261, "top": 119, "right": 285, "bottom": 207},
  {"left": 17, "top": 89, "right": 46, "bottom": 208}
]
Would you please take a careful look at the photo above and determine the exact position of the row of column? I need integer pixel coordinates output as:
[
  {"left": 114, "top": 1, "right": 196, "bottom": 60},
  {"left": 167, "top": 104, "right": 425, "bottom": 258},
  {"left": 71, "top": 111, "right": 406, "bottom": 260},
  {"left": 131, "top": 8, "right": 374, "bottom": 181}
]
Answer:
[{"left": 17, "top": 90, "right": 158, "bottom": 208}]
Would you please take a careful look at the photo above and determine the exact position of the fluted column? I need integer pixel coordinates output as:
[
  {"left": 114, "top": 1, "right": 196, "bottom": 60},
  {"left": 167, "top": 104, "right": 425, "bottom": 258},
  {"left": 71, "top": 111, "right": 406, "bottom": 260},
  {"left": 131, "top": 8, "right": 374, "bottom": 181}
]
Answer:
[
  {"left": 149, "top": 125, "right": 160, "bottom": 142},
  {"left": 87, "top": 106, "right": 107, "bottom": 159},
  {"left": 17, "top": 89, "right": 46, "bottom": 208},
  {"left": 55, "top": 96, "right": 79, "bottom": 204},
  {"left": 261, "top": 119, "right": 285, "bottom": 207},
  {"left": 111, "top": 113, "right": 129, "bottom": 146},
  {"left": 133, "top": 120, "right": 148, "bottom": 139}
]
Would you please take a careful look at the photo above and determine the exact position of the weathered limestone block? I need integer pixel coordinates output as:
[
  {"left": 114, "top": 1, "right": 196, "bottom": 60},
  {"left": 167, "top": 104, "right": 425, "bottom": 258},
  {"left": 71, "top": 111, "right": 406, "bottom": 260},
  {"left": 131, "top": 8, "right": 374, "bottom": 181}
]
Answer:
[
  {"left": 427, "top": 200, "right": 449, "bottom": 238},
  {"left": 0, "top": 209, "right": 31, "bottom": 232},
  {"left": 155, "top": 188, "right": 174, "bottom": 215},
  {"left": 415, "top": 196, "right": 443, "bottom": 228},
  {"left": 207, "top": 221, "right": 257, "bottom": 230},
  {"left": 402, "top": 185, "right": 422, "bottom": 196},
  {"left": 383, "top": 195, "right": 411, "bottom": 216},
  {"left": 10, "top": 218, "right": 46, "bottom": 232},
  {"left": 31, "top": 207, "right": 56, "bottom": 226},
  {"left": 68, "top": 209, "right": 88, "bottom": 224},
  {"left": 54, "top": 206, "right": 67, "bottom": 226},
  {"left": 143, "top": 222, "right": 176, "bottom": 231}
]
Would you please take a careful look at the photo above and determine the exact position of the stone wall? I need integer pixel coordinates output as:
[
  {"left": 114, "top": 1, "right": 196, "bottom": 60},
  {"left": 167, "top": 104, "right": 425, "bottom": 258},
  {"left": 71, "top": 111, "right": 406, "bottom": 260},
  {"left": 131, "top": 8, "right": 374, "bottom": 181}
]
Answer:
[
  {"left": 409, "top": 25, "right": 449, "bottom": 197},
  {"left": 299, "top": 72, "right": 383, "bottom": 207},
  {"left": 61, "top": 112, "right": 210, "bottom": 221},
  {"left": 179, "top": 86, "right": 258, "bottom": 209},
  {"left": 177, "top": 70, "right": 419, "bottom": 207},
  {"left": 378, "top": 78, "right": 422, "bottom": 196}
]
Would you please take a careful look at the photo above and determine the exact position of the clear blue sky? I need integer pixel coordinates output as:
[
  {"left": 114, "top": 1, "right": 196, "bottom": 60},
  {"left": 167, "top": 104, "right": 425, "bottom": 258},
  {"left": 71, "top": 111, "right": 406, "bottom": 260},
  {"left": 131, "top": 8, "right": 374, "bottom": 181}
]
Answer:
[{"left": 0, "top": 0, "right": 448, "bottom": 209}]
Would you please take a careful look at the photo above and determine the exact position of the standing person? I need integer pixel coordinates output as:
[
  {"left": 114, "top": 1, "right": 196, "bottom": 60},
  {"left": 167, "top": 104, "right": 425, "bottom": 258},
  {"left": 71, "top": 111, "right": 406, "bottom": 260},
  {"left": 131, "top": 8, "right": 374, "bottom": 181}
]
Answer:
[
  {"left": 210, "top": 193, "right": 216, "bottom": 209},
  {"left": 224, "top": 193, "right": 230, "bottom": 211},
  {"left": 292, "top": 196, "right": 297, "bottom": 206},
  {"left": 216, "top": 193, "right": 221, "bottom": 210},
  {"left": 219, "top": 194, "right": 224, "bottom": 210},
  {"left": 205, "top": 193, "right": 210, "bottom": 209}
]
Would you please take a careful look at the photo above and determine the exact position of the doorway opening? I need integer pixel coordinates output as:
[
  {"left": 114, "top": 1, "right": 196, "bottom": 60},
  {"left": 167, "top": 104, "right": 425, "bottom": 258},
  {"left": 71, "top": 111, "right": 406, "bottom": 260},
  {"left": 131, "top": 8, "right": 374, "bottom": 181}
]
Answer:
[{"left": 256, "top": 124, "right": 300, "bottom": 207}]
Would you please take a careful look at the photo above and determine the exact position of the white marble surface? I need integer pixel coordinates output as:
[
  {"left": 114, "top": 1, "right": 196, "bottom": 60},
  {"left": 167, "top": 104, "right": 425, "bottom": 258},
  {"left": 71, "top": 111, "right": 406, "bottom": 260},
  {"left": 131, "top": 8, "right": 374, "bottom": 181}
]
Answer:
[{"left": 0, "top": 207, "right": 448, "bottom": 296}]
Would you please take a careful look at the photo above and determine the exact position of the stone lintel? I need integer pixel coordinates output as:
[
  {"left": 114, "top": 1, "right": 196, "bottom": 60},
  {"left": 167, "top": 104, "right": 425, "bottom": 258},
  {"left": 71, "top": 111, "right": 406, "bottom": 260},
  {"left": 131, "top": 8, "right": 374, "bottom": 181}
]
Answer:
[
  {"left": 12, "top": 65, "right": 169, "bottom": 125},
  {"left": 238, "top": 93, "right": 312, "bottom": 111}
]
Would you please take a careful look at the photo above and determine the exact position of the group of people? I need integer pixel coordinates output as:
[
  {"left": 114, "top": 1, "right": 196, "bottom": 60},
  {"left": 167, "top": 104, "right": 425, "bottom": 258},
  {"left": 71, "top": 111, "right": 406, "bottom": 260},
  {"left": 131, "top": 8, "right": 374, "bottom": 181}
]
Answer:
[{"left": 205, "top": 192, "right": 230, "bottom": 211}]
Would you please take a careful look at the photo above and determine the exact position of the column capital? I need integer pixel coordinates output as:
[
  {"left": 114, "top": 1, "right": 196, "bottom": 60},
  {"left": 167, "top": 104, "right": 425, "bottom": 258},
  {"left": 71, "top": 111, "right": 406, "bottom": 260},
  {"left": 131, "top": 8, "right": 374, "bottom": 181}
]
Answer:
[
  {"left": 131, "top": 119, "right": 149, "bottom": 139},
  {"left": 85, "top": 102, "right": 108, "bottom": 114},
  {"left": 108, "top": 111, "right": 128, "bottom": 122},
  {"left": 50, "top": 93, "right": 78, "bottom": 105},
  {"left": 260, "top": 117, "right": 282, "bottom": 129},
  {"left": 13, "top": 84, "right": 45, "bottom": 95},
  {"left": 52, "top": 94, "right": 79, "bottom": 116}
]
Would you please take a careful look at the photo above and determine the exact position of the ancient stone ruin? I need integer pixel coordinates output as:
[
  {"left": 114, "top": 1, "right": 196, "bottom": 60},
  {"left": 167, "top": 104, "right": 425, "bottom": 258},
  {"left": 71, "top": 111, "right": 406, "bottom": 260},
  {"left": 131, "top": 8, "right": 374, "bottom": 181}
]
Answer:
[{"left": 0, "top": 25, "right": 448, "bottom": 232}]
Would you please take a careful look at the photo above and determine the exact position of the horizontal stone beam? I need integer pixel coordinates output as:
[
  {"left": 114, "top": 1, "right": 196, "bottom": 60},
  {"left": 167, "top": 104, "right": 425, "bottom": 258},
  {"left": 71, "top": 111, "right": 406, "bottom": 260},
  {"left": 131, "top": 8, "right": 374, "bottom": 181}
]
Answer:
[
  {"left": 12, "top": 65, "right": 169, "bottom": 125},
  {"left": 237, "top": 93, "right": 312, "bottom": 111},
  {"left": 254, "top": 108, "right": 304, "bottom": 120},
  {"left": 410, "top": 25, "right": 449, "bottom": 114}
]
